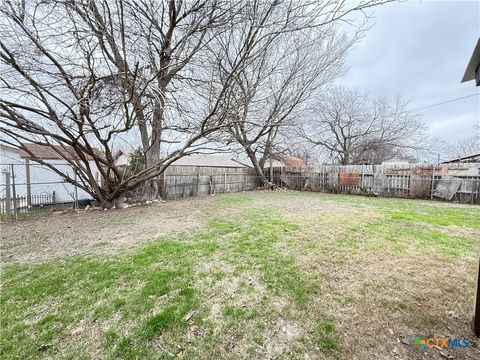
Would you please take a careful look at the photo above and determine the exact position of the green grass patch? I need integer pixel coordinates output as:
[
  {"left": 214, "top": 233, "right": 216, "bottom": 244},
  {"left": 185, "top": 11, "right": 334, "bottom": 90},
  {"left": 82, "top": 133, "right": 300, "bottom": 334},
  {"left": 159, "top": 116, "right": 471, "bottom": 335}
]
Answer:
[
  {"left": 1, "top": 208, "right": 327, "bottom": 359},
  {"left": 0, "top": 239, "right": 214, "bottom": 359},
  {"left": 313, "top": 319, "right": 338, "bottom": 351},
  {"left": 364, "top": 219, "right": 478, "bottom": 258},
  {"left": 387, "top": 206, "right": 480, "bottom": 229}
]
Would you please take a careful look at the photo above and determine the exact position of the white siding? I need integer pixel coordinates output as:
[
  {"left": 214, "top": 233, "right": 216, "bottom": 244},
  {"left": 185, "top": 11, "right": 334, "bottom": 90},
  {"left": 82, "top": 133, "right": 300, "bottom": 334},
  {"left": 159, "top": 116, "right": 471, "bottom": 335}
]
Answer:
[{"left": 1, "top": 149, "right": 99, "bottom": 203}]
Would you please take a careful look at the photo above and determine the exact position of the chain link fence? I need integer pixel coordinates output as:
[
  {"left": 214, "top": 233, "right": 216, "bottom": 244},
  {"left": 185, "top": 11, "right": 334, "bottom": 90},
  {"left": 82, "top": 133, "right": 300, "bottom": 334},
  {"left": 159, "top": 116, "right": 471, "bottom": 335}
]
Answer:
[{"left": 0, "top": 162, "right": 95, "bottom": 219}]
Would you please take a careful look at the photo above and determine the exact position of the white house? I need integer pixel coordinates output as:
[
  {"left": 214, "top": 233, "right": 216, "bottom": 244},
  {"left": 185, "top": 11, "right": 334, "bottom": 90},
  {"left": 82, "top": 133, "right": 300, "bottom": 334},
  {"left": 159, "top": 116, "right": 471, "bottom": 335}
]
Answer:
[{"left": 0, "top": 143, "right": 100, "bottom": 207}]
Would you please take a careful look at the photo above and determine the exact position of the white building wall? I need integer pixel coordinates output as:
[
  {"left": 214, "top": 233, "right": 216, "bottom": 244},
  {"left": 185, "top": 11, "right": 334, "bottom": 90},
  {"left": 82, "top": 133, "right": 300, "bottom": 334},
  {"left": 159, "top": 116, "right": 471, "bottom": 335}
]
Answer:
[
  {"left": 0, "top": 149, "right": 99, "bottom": 203},
  {"left": 0, "top": 147, "right": 23, "bottom": 165}
]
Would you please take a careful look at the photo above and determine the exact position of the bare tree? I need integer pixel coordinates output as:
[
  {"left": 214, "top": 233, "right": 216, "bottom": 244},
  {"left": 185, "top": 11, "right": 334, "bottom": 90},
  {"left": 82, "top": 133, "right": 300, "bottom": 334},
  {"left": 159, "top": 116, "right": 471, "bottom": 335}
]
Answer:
[
  {"left": 300, "top": 87, "right": 429, "bottom": 165},
  {"left": 443, "top": 126, "right": 480, "bottom": 159},
  {"left": 60, "top": 0, "right": 236, "bottom": 200},
  {"left": 0, "top": 0, "right": 256, "bottom": 205},
  {"left": 209, "top": 1, "right": 386, "bottom": 186}
]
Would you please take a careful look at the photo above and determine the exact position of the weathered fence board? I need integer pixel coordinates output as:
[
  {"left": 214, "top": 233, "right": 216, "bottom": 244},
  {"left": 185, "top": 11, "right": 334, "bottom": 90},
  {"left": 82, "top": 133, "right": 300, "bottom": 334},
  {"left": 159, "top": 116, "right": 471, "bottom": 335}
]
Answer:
[{"left": 273, "top": 163, "right": 480, "bottom": 204}]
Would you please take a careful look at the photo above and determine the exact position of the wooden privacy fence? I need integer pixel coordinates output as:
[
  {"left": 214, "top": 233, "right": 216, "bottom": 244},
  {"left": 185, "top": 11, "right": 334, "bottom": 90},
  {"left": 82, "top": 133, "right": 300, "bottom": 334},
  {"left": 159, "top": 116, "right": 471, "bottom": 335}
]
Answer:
[
  {"left": 1, "top": 163, "right": 261, "bottom": 218},
  {"left": 161, "top": 172, "right": 260, "bottom": 199},
  {"left": 271, "top": 163, "right": 480, "bottom": 204}
]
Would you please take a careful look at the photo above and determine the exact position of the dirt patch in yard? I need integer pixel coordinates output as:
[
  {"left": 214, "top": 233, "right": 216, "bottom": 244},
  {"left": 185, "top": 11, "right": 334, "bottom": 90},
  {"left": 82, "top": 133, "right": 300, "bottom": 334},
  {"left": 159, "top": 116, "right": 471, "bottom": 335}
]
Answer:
[
  {"left": 0, "top": 191, "right": 359, "bottom": 265},
  {"left": 1, "top": 198, "right": 209, "bottom": 264},
  {"left": 437, "top": 225, "right": 480, "bottom": 239},
  {"left": 327, "top": 253, "right": 479, "bottom": 359}
]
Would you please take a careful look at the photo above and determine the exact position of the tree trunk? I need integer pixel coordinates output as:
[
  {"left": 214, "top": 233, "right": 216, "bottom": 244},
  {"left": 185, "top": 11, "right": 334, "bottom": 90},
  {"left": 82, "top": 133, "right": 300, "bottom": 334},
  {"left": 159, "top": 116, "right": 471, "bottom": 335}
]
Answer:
[
  {"left": 246, "top": 148, "right": 274, "bottom": 189},
  {"left": 143, "top": 95, "right": 164, "bottom": 200}
]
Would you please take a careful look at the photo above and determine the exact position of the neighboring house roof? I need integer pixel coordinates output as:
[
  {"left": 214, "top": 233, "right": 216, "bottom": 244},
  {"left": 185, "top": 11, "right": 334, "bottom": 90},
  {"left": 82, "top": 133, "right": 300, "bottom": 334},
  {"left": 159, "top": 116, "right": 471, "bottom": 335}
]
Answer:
[
  {"left": 233, "top": 158, "right": 284, "bottom": 168},
  {"left": 461, "top": 38, "right": 480, "bottom": 83},
  {"left": 276, "top": 155, "right": 305, "bottom": 167},
  {"left": 114, "top": 151, "right": 248, "bottom": 168},
  {"left": 171, "top": 154, "right": 247, "bottom": 168},
  {"left": 441, "top": 153, "right": 480, "bottom": 164},
  {"left": 13, "top": 143, "right": 99, "bottom": 160},
  {"left": 18, "top": 143, "right": 79, "bottom": 160},
  {"left": 235, "top": 155, "right": 306, "bottom": 168}
]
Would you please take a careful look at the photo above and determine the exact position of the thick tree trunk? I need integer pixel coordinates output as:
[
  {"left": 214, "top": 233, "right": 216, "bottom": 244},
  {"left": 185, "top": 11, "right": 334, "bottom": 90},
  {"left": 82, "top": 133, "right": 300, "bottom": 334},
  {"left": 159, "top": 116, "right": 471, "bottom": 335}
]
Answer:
[
  {"left": 245, "top": 148, "right": 275, "bottom": 189},
  {"left": 143, "top": 95, "right": 165, "bottom": 200}
]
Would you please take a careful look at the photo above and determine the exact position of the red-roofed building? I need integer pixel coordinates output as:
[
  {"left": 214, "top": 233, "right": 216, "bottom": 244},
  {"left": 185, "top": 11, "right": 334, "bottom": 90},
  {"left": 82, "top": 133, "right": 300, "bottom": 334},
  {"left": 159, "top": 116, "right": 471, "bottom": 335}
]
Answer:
[{"left": 233, "top": 154, "right": 306, "bottom": 169}]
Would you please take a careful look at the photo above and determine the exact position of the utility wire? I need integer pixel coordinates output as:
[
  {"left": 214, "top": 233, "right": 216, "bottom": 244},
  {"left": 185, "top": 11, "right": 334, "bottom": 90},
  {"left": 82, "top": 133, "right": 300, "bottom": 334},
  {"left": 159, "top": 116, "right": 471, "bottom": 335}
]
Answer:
[{"left": 409, "top": 93, "right": 479, "bottom": 112}]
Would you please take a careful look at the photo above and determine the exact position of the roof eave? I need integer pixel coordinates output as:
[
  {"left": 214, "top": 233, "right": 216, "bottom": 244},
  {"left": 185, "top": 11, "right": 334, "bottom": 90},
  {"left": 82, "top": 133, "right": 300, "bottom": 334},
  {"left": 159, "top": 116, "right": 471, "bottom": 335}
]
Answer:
[{"left": 461, "top": 38, "right": 480, "bottom": 83}]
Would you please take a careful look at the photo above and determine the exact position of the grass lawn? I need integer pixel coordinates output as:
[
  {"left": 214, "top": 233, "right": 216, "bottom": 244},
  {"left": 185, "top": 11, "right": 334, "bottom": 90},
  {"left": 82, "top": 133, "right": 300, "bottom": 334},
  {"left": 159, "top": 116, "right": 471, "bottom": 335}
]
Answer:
[{"left": 1, "top": 191, "right": 479, "bottom": 359}]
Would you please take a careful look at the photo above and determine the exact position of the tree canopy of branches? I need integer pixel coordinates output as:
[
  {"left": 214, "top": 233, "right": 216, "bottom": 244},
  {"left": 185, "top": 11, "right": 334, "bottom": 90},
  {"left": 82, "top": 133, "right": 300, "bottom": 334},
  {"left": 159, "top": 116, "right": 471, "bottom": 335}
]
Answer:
[
  {"left": 212, "top": 23, "right": 356, "bottom": 185},
  {"left": 1, "top": 0, "right": 393, "bottom": 205},
  {"left": 207, "top": 1, "right": 392, "bottom": 185},
  {"left": 300, "top": 87, "right": 429, "bottom": 165}
]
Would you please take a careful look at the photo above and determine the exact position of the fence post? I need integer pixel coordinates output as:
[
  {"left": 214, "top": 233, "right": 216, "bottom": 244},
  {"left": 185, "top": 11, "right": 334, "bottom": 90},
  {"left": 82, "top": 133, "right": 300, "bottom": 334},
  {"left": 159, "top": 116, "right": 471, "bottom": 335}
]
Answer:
[
  {"left": 224, "top": 172, "right": 227, "bottom": 193},
  {"left": 10, "top": 164, "right": 18, "bottom": 219},
  {"left": 162, "top": 172, "right": 167, "bottom": 198},
  {"left": 209, "top": 175, "right": 214, "bottom": 195},
  {"left": 174, "top": 173, "right": 178, "bottom": 199},
  {"left": 4, "top": 169, "right": 11, "bottom": 216},
  {"left": 269, "top": 158, "right": 273, "bottom": 184},
  {"left": 471, "top": 178, "right": 475, "bottom": 205},
  {"left": 196, "top": 173, "right": 200, "bottom": 197},
  {"left": 430, "top": 165, "right": 436, "bottom": 200},
  {"left": 321, "top": 166, "right": 324, "bottom": 192},
  {"left": 74, "top": 172, "right": 79, "bottom": 209},
  {"left": 25, "top": 159, "right": 32, "bottom": 208},
  {"left": 361, "top": 164, "right": 365, "bottom": 191}
]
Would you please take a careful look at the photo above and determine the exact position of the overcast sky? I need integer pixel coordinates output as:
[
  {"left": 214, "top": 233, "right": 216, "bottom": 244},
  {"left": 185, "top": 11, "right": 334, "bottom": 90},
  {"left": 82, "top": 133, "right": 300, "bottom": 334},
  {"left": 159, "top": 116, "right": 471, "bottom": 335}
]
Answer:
[{"left": 337, "top": 0, "right": 480, "bottom": 157}]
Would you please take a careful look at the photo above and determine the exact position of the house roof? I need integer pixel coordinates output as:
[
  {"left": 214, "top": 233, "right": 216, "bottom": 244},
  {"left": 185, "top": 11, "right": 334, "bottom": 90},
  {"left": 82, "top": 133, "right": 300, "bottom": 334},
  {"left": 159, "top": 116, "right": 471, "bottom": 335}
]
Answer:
[
  {"left": 0, "top": 143, "right": 20, "bottom": 154},
  {"left": 171, "top": 154, "right": 247, "bottom": 168},
  {"left": 461, "top": 38, "right": 480, "bottom": 82},
  {"left": 234, "top": 155, "right": 306, "bottom": 168},
  {"left": 16, "top": 143, "right": 99, "bottom": 160},
  {"left": 277, "top": 155, "right": 305, "bottom": 167},
  {"left": 18, "top": 143, "right": 77, "bottom": 160},
  {"left": 233, "top": 158, "right": 284, "bottom": 168},
  {"left": 441, "top": 153, "right": 480, "bottom": 164}
]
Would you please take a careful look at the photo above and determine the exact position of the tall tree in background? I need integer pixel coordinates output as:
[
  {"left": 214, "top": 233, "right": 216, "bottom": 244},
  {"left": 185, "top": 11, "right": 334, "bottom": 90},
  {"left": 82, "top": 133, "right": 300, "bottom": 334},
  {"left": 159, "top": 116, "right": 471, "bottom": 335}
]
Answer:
[
  {"left": 300, "top": 87, "right": 429, "bottom": 165},
  {"left": 211, "top": 31, "right": 349, "bottom": 186}
]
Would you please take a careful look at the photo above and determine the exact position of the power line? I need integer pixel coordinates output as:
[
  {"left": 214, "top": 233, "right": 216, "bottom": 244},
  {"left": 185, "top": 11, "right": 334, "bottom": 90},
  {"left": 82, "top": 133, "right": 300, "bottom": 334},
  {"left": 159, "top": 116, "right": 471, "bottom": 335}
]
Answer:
[{"left": 409, "top": 93, "right": 479, "bottom": 112}]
